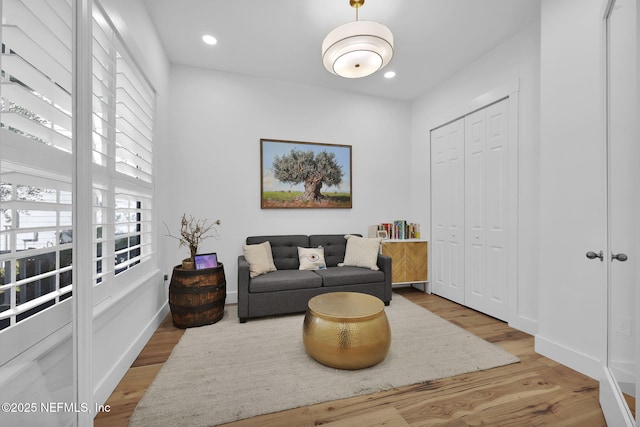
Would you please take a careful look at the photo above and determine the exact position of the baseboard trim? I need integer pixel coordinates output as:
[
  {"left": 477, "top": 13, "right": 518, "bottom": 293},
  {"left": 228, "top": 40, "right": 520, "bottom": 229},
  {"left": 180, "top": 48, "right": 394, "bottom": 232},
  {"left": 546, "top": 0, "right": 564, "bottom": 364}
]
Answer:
[
  {"left": 226, "top": 290, "right": 238, "bottom": 305},
  {"left": 93, "top": 301, "right": 169, "bottom": 408},
  {"left": 534, "top": 334, "right": 602, "bottom": 380},
  {"left": 508, "top": 315, "right": 538, "bottom": 336}
]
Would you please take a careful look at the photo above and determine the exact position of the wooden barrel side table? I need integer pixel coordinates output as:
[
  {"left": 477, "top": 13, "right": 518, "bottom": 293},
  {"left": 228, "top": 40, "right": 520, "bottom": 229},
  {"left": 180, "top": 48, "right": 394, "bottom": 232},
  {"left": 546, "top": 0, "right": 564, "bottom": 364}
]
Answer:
[
  {"left": 302, "top": 292, "right": 391, "bottom": 370},
  {"left": 169, "top": 263, "right": 226, "bottom": 328}
]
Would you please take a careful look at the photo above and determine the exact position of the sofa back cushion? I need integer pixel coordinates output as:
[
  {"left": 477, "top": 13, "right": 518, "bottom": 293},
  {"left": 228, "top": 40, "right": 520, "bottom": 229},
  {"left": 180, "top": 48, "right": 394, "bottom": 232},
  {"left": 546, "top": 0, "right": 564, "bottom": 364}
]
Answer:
[
  {"left": 309, "top": 234, "right": 361, "bottom": 267},
  {"left": 246, "top": 235, "right": 309, "bottom": 270}
]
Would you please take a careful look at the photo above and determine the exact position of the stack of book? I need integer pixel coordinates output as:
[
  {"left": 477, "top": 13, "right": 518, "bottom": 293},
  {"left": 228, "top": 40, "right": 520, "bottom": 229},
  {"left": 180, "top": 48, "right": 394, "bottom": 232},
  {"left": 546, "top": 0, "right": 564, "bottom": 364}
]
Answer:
[{"left": 369, "top": 221, "right": 421, "bottom": 239}]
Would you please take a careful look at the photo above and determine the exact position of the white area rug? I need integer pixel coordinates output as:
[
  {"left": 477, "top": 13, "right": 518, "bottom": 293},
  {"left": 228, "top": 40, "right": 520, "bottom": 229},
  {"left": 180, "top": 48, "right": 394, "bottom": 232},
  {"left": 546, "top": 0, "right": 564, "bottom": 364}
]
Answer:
[{"left": 130, "top": 294, "right": 519, "bottom": 426}]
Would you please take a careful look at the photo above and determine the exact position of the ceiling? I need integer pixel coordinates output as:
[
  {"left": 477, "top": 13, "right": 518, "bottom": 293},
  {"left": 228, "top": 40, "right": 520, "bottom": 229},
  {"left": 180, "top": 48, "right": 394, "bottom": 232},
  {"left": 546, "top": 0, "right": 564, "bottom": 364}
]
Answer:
[{"left": 143, "top": 0, "right": 540, "bottom": 101}]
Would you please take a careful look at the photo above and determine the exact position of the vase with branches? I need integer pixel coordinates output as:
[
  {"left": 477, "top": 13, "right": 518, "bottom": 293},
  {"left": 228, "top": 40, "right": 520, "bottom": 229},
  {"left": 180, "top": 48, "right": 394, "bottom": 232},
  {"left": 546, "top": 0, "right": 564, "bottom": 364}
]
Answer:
[{"left": 165, "top": 214, "right": 221, "bottom": 269}]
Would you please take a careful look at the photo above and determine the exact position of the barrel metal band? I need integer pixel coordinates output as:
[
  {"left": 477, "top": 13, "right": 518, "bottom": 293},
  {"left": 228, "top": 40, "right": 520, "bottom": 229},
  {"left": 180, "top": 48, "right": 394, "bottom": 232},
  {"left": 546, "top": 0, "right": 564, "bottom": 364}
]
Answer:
[
  {"left": 169, "top": 283, "right": 225, "bottom": 294},
  {"left": 169, "top": 299, "right": 225, "bottom": 314}
]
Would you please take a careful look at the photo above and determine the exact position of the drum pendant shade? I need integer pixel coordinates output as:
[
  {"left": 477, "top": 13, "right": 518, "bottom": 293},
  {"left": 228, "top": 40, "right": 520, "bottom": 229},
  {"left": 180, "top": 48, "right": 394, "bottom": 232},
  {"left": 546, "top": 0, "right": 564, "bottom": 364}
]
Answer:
[{"left": 321, "top": 4, "right": 394, "bottom": 79}]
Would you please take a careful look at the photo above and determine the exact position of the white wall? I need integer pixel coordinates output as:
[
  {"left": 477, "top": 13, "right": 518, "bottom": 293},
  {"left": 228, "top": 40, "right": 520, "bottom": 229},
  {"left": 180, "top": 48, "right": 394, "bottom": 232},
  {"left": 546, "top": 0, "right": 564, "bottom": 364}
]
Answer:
[
  {"left": 409, "top": 22, "right": 541, "bottom": 333},
  {"left": 159, "top": 66, "right": 412, "bottom": 304},
  {"left": 536, "top": 0, "right": 606, "bottom": 379}
]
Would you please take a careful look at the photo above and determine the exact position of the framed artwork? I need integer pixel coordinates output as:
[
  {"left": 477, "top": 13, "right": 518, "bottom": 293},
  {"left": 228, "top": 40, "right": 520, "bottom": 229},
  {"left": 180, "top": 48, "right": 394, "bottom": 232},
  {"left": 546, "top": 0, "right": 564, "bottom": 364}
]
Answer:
[{"left": 261, "top": 139, "right": 352, "bottom": 209}]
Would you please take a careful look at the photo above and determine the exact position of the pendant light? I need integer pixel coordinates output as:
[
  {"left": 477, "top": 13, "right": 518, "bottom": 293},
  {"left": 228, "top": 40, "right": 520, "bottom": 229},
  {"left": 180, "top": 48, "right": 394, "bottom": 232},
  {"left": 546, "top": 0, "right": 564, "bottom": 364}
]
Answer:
[{"left": 321, "top": 0, "right": 394, "bottom": 78}]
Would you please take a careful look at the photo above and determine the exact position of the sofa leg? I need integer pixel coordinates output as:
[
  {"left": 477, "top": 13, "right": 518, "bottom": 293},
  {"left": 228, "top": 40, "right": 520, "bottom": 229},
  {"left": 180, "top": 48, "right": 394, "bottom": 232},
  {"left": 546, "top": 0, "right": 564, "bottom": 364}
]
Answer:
[
  {"left": 239, "top": 318, "right": 247, "bottom": 323},
  {"left": 384, "top": 301, "right": 390, "bottom": 306}
]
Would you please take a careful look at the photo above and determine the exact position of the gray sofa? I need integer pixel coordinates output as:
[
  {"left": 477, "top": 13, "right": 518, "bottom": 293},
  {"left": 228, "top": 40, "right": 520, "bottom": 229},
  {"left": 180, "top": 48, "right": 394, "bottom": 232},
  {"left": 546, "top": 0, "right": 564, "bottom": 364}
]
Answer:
[{"left": 237, "top": 234, "right": 392, "bottom": 323}]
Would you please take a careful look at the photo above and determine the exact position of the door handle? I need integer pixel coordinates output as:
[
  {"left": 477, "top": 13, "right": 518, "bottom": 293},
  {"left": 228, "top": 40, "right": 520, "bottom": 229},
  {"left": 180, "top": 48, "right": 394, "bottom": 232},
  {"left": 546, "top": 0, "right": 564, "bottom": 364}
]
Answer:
[
  {"left": 611, "top": 252, "right": 628, "bottom": 262},
  {"left": 586, "top": 250, "right": 603, "bottom": 261}
]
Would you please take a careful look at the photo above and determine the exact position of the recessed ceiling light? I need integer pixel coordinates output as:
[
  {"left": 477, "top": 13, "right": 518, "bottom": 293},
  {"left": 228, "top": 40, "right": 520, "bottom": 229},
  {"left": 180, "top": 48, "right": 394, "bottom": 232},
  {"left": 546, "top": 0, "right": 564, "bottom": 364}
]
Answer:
[
  {"left": 384, "top": 71, "right": 396, "bottom": 79},
  {"left": 202, "top": 34, "right": 218, "bottom": 46}
]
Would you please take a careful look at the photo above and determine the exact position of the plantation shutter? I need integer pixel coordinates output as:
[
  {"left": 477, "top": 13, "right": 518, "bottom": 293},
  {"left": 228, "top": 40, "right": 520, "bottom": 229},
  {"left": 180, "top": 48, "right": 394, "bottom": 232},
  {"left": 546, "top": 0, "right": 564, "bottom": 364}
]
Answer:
[
  {"left": 91, "top": 3, "right": 155, "bottom": 304},
  {"left": 0, "top": 0, "right": 74, "bottom": 332},
  {"left": 0, "top": 0, "right": 156, "bottom": 329}
]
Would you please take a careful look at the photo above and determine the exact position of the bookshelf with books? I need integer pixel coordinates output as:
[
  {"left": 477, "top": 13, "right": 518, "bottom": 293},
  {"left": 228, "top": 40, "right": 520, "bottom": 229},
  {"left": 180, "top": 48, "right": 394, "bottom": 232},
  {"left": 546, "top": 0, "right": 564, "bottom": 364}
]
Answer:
[
  {"left": 369, "top": 220, "right": 428, "bottom": 292},
  {"left": 368, "top": 220, "right": 421, "bottom": 240}
]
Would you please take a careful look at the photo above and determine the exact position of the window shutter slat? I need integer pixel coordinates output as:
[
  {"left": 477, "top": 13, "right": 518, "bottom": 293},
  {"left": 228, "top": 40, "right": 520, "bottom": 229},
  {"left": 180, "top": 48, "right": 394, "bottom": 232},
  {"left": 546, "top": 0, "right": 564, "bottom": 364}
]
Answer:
[
  {"left": 2, "top": 25, "right": 72, "bottom": 92},
  {"left": 1, "top": 54, "right": 72, "bottom": 112},
  {"left": 1, "top": 112, "right": 72, "bottom": 151},
  {"left": 2, "top": 82, "right": 72, "bottom": 130}
]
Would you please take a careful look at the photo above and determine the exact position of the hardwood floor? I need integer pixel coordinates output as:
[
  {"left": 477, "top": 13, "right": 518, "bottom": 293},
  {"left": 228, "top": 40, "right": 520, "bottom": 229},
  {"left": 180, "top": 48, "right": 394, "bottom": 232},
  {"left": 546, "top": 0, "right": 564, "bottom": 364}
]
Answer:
[{"left": 95, "top": 288, "right": 608, "bottom": 426}]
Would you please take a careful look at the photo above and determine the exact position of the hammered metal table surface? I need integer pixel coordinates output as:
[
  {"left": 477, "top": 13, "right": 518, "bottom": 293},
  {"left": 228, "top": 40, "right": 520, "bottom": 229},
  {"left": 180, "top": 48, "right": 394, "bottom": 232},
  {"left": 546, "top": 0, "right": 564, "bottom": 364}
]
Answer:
[
  {"left": 307, "top": 291, "right": 384, "bottom": 320},
  {"left": 303, "top": 292, "right": 391, "bottom": 370}
]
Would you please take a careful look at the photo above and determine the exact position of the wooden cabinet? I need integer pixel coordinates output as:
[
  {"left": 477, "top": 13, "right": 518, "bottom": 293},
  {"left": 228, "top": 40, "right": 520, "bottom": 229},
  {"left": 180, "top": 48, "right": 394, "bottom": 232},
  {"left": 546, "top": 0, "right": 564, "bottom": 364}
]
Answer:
[{"left": 381, "top": 240, "right": 428, "bottom": 286}]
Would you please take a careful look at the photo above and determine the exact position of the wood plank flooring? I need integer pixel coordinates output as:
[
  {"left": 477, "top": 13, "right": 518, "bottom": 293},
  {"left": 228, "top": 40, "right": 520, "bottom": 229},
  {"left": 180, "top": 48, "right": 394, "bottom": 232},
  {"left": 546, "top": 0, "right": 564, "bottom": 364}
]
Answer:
[{"left": 95, "top": 288, "right": 609, "bottom": 426}]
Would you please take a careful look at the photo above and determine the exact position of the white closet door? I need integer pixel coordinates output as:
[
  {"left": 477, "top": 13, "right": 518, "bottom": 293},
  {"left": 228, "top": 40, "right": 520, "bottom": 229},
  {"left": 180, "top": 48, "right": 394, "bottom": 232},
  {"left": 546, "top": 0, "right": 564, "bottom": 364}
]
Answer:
[
  {"left": 431, "top": 118, "right": 465, "bottom": 304},
  {"left": 464, "top": 100, "right": 509, "bottom": 320},
  {"left": 600, "top": 0, "right": 638, "bottom": 422}
]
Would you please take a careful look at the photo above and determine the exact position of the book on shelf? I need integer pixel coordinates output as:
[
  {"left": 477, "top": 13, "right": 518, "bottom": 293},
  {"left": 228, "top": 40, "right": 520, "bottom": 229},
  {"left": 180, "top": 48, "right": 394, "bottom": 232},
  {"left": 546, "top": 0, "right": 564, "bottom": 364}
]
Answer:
[{"left": 370, "top": 220, "right": 421, "bottom": 240}]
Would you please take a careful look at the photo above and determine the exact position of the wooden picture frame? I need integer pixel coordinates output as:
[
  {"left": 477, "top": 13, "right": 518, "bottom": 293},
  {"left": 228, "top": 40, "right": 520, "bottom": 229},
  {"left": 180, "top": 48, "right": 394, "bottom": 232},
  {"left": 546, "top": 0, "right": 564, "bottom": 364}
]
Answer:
[
  {"left": 261, "top": 139, "right": 352, "bottom": 209},
  {"left": 377, "top": 230, "right": 388, "bottom": 239}
]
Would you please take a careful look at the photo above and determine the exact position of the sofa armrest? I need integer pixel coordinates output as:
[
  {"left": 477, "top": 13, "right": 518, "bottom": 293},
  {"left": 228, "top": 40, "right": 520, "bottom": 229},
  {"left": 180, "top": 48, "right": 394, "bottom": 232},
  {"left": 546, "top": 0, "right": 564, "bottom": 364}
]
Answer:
[
  {"left": 237, "top": 255, "right": 251, "bottom": 322},
  {"left": 377, "top": 253, "right": 393, "bottom": 303}
]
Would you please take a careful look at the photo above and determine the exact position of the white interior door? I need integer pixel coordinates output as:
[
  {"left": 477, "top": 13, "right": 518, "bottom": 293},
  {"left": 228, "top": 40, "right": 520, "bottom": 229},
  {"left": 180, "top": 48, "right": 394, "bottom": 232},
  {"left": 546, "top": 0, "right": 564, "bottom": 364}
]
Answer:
[
  {"left": 600, "top": 0, "right": 638, "bottom": 424},
  {"left": 431, "top": 118, "right": 465, "bottom": 304},
  {"left": 464, "top": 100, "right": 509, "bottom": 321}
]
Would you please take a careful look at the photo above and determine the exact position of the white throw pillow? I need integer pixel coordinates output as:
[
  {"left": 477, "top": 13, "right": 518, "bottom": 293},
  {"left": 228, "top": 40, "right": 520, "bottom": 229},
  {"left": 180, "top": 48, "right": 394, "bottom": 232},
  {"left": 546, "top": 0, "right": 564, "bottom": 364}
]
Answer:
[
  {"left": 242, "top": 241, "right": 277, "bottom": 278},
  {"left": 298, "top": 247, "right": 327, "bottom": 270},
  {"left": 338, "top": 235, "right": 382, "bottom": 270}
]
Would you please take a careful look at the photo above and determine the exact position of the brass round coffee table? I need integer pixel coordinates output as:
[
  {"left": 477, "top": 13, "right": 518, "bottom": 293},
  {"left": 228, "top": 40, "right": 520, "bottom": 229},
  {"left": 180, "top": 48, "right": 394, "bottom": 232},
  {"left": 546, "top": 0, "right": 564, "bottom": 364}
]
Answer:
[{"left": 302, "top": 292, "right": 391, "bottom": 370}]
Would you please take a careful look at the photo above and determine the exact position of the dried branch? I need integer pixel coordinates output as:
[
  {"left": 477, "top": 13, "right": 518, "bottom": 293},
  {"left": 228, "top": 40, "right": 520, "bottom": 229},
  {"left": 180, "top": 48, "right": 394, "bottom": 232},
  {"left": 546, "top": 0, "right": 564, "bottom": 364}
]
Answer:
[{"left": 164, "top": 214, "right": 221, "bottom": 261}]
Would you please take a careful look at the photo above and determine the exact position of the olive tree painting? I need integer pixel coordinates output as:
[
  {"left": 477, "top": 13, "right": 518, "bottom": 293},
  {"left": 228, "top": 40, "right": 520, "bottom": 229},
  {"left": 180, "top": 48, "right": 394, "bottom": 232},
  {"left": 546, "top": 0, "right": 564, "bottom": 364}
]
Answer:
[{"left": 261, "top": 139, "right": 352, "bottom": 209}]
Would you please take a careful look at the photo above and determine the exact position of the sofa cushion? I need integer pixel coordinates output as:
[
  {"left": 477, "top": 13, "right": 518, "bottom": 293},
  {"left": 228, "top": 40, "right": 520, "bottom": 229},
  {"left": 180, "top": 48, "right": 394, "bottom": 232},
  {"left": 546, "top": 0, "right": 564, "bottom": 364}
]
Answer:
[
  {"left": 309, "top": 234, "right": 361, "bottom": 267},
  {"left": 338, "top": 235, "right": 382, "bottom": 270},
  {"left": 249, "top": 270, "right": 322, "bottom": 293},
  {"left": 298, "top": 247, "right": 327, "bottom": 270},
  {"left": 314, "top": 266, "right": 385, "bottom": 287},
  {"left": 247, "top": 235, "right": 309, "bottom": 270},
  {"left": 242, "top": 241, "right": 277, "bottom": 278}
]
